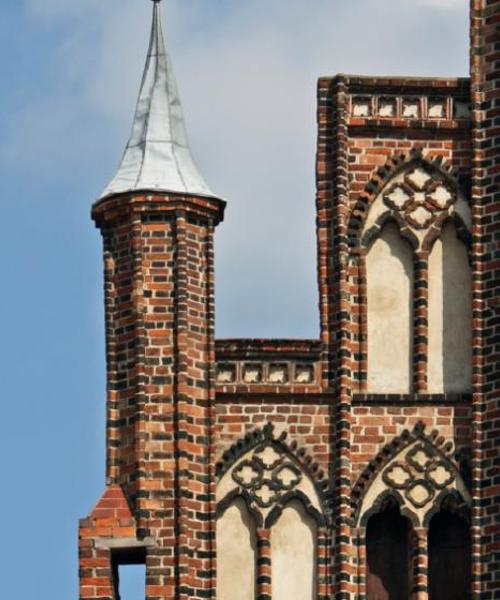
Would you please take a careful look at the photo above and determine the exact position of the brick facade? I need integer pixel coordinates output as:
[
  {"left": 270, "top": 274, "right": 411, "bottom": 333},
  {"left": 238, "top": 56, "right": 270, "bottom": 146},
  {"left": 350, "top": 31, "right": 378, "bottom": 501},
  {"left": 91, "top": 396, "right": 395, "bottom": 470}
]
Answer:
[
  {"left": 471, "top": 0, "right": 500, "bottom": 596},
  {"left": 79, "top": 2, "right": 500, "bottom": 599}
]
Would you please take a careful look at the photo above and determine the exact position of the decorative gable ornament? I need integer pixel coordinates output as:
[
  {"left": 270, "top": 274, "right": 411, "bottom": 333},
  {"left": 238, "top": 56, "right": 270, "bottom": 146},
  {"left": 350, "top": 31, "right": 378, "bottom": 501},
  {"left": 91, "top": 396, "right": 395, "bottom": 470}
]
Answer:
[
  {"left": 350, "top": 150, "right": 471, "bottom": 251},
  {"left": 216, "top": 423, "right": 328, "bottom": 527},
  {"left": 352, "top": 422, "right": 471, "bottom": 527}
]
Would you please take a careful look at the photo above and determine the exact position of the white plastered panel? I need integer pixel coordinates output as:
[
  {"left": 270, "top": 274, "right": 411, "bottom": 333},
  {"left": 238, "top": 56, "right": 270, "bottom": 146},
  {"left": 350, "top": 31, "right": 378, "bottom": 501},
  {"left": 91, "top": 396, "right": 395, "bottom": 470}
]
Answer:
[
  {"left": 216, "top": 499, "right": 257, "bottom": 600},
  {"left": 271, "top": 501, "right": 317, "bottom": 600},
  {"left": 428, "top": 223, "right": 472, "bottom": 393},
  {"left": 367, "top": 223, "right": 414, "bottom": 393}
]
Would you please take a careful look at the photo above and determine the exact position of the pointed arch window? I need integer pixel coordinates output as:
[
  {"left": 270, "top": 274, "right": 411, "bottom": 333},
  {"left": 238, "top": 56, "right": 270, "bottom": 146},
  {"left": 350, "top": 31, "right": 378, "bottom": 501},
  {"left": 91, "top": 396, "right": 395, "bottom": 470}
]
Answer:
[
  {"left": 215, "top": 426, "right": 328, "bottom": 600},
  {"left": 427, "top": 222, "right": 472, "bottom": 392},
  {"left": 216, "top": 498, "right": 257, "bottom": 600},
  {"left": 366, "top": 499, "right": 411, "bottom": 600},
  {"left": 271, "top": 501, "right": 317, "bottom": 600},
  {"left": 352, "top": 423, "right": 472, "bottom": 600},
  {"left": 428, "top": 500, "right": 471, "bottom": 600},
  {"left": 366, "top": 221, "right": 414, "bottom": 393},
  {"left": 356, "top": 157, "right": 471, "bottom": 394}
]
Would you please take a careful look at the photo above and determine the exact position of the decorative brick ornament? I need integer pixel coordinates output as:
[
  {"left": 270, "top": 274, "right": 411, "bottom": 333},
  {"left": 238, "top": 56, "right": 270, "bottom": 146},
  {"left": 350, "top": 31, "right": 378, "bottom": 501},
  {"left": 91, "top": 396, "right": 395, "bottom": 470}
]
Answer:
[
  {"left": 359, "top": 155, "right": 470, "bottom": 251},
  {"left": 348, "top": 148, "right": 470, "bottom": 248},
  {"left": 352, "top": 422, "right": 469, "bottom": 527},
  {"left": 216, "top": 423, "right": 329, "bottom": 527}
]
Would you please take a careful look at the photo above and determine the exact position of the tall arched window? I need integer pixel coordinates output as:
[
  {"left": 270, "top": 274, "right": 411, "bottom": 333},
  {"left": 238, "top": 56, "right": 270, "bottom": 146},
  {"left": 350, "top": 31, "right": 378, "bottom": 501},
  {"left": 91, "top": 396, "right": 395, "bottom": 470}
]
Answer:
[
  {"left": 367, "top": 222, "right": 414, "bottom": 393},
  {"left": 428, "top": 222, "right": 472, "bottom": 392},
  {"left": 216, "top": 428, "right": 326, "bottom": 600},
  {"left": 216, "top": 499, "right": 257, "bottom": 600},
  {"left": 358, "top": 157, "right": 472, "bottom": 394},
  {"left": 366, "top": 501, "right": 411, "bottom": 600},
  {"left": 271, "top": 500, "right": 317, "bottom": 600},
  {"left": 428, "top": 507, "right": 471, "bottom": 600}
]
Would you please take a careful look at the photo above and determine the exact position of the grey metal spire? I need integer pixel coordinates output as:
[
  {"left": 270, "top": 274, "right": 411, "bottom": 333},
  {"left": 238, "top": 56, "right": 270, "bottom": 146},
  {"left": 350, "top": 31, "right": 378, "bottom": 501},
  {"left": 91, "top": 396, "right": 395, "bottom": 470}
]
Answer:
[{"left": 99, "top": 0, "right": 217, "bottom": 200}]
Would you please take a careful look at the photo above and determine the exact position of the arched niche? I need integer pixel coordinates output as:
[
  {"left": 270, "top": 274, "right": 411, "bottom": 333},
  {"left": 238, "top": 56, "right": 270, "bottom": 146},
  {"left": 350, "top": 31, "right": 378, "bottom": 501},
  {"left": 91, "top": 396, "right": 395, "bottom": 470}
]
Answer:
[
  {"left": 216, "top": 498, "right": 257, "bottom": 600},
  {"left": 271, "top": 500, "right": 317, "bottom": 600},
  {"left": 353, "top": 421, "right": 472, "bottom": 531},
  {"left": 367, "top": 222, "right": 414, "bottom": 393},
  {"left": 366, "top": 500, "right": 411, "bottom": 600},
  {"left": 428, "top": 505, "right": 471, "bottom": 600},
  {"left": 427, "top": 222, "right": 472, "bottom": 393}
]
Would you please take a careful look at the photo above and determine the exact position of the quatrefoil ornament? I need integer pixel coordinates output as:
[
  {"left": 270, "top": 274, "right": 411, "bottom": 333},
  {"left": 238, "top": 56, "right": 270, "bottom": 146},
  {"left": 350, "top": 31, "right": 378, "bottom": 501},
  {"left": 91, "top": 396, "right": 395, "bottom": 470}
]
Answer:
[
  {"left": 232, "top": 460, "right": 263, "bottom": 489},
  {"left": 253, "top": 480, "right": 279, "bottom": 508},
  {"left": 426, "top": 461, "right": 455, "bottom": 489},
  {"left": 382, "top": 165, "right": 457, "bottom": 234},
  {"left": 407, "top": 443, "right": 435, "bottom": 472},
  {"left": 383, "top": 463, "right": 413, "bottom": 490},
  {"left": 273, "top": 463, "right": 302, "bottom": 491},
  {"left": 254, "top": 444, "right": 283, "bottom": 470}
]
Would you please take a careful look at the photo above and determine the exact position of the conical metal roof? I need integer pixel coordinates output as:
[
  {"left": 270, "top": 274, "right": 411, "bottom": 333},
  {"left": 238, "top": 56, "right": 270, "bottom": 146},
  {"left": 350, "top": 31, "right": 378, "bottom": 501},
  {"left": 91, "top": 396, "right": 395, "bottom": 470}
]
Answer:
[{"left": 99, "top": 0, "right": 217, "bottom": 200}]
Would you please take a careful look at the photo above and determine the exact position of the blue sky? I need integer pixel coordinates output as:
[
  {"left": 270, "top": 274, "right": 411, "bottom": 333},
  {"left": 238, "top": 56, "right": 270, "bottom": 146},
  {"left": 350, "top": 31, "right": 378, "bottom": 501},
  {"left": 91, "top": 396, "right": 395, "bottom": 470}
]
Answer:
[{"left": 0, "top": 0, "right": 468, "bottom": 598}]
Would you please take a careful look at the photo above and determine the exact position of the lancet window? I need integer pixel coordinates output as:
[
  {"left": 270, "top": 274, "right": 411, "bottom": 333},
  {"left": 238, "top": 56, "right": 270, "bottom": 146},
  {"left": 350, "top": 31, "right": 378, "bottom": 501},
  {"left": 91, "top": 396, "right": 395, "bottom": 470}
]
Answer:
[
  {"left": 215, "top": 425, "right": 328, "bottom": 600},
  {"left": 352, "top": 423, "right": 471, "bottom": 599},
  {"left": 352, "top": 153, "right": 472, "bottom": 394}
]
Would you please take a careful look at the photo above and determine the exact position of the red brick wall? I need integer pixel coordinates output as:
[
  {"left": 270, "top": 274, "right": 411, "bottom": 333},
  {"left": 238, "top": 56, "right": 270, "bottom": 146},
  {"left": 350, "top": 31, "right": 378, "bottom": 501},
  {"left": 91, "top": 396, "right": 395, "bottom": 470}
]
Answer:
[
  {"left": 471, "top": 0, "right": 500, "bottom": 596},
  {"left": 315, "top": 76, "right": 474, "bottom": 598},
  {"left": 215, "top": 397, "right": 333, "bottom": 476},
  {"left": 351, "top": 404, "right": 471, "bottom": 483}
]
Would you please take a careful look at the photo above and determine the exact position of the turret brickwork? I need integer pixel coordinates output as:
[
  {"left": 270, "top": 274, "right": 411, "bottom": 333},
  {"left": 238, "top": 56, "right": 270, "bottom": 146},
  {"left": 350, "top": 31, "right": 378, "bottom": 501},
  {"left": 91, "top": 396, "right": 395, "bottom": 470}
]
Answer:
[{"left": 80, "top": 193, "right": 224, "bottom": 600}]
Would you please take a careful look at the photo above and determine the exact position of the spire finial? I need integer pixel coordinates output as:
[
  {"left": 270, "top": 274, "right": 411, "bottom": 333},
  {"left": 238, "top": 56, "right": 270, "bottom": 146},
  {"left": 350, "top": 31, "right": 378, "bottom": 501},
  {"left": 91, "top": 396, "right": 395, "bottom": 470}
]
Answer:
[{"left": 97, "top": 0, "right": 218, "bottom": 202}]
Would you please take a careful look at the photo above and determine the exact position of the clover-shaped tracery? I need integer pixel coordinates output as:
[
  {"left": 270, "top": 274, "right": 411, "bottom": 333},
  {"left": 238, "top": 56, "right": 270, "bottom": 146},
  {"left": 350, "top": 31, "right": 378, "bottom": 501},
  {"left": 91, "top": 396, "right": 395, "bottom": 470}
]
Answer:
[
  {"left": 254, "top": 444, "right": 283, "bottom": 470},
  {"left": 380, "top": 163, "right": 458, "bottom": 238},
  {"left": 426, "top": 462, "right": 455, "bottom": 489},
  {"left": 405, "top": 479, "right": 435, "bottom": 509},
  {"left": 407, "top": 444, "right": 435, "bottom": 472},
  {"left": 427, "top": 183, "right": 454, "bottom": 210},
  {"left": 218, "top": 428, "right": 326, "bottom": 524},
  {"left": 253, "top": 480, "right": 279, "bottom": 508},
  {"left": 273, "top": 463, "right": 302, "bottom": 491},
  {"left": 406, "top": 204, "right": 433, "bottom": 229},
  {"left": 354, "top": 424, "right": 470, "bottom": 528},
  {"left": 405, "top": 166, "right": 432, "bottom": 190},
  {"left": 384, "top": 183, "right": 413, "bottom": 211},
  {"left": 383, "top": 463, "right": 413, "bottom": 490},
  {"left": 232, "top": 460, "right": 263, "bottom": 488},
  {"left": 375, "top": 440, "right": 459, "bottom": 515}
]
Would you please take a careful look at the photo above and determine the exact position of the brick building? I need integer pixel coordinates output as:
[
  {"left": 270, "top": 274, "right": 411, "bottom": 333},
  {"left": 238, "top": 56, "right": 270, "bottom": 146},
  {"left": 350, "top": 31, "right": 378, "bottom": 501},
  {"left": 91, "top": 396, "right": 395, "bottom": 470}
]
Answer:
[{"left": 79, "top": 1, "right": 500, "bottom": 598}]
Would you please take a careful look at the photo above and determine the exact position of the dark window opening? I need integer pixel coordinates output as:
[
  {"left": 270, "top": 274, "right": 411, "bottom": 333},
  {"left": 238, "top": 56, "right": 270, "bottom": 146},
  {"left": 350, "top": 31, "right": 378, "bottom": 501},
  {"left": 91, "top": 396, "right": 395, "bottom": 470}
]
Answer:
[
  {"left": 112, "top": 548, "right": 146, "bottom": 600},
  {"left": 428, "top": 506, "right": 471, "bottom": 600},
  {"left": 366, "top": 500, "right": 411, "bottom": 600}
]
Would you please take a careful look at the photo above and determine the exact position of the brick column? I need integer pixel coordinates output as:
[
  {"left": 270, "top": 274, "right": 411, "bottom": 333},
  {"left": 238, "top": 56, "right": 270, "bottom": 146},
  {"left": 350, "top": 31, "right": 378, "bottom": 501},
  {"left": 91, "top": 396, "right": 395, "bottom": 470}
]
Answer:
[
  {"left": 410, "top": 528, "right": 428, "bottom": 600},
  {"left": 83, "top": 192, "right": 225, "bottom": 600},
  {"left": 332, "top": 76, "right": 357, "bottom": 600},
  {"left": 414, "top": 253, "right": 429, "bottom": 394},
  {"left": 79, "top": 545, "right": 115, "bottom": 600},
  {"left": 256, "top": 529, "right": 272, "bottom": 600},
  {"left": 354, "top": 529, "right": 367, "bottom": 600},
  {"left": 470, "top": 1, "right": 500, "bottom": 596},
  {"left": 316, "top": 75, "right": 356, "bottom": 599},
  {"left": 317, "top": 527, "right": 332, "bottom": 600}
]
